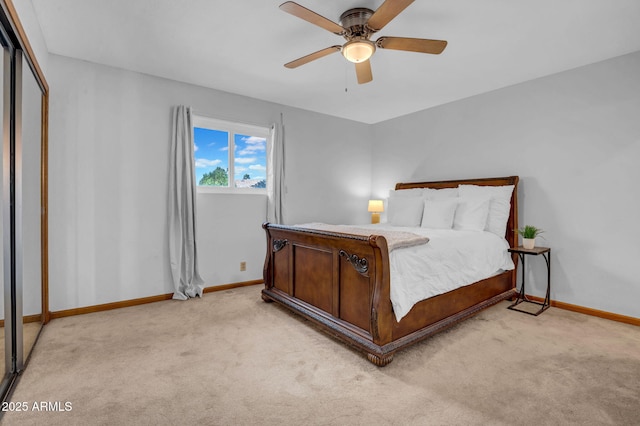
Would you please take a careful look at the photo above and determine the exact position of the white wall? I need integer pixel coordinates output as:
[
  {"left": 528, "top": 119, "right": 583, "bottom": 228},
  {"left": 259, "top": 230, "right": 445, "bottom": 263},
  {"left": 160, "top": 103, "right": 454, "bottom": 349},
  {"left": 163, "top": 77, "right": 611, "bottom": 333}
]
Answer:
[
  {"left": 281, "top": 108, "right": 373, "bottom": 225},
  {"left": 47, "top": 54, "right": 371, "bottom": 312},
  {"left": 372, "top": 52, "right": 640, "bottom": 318}
]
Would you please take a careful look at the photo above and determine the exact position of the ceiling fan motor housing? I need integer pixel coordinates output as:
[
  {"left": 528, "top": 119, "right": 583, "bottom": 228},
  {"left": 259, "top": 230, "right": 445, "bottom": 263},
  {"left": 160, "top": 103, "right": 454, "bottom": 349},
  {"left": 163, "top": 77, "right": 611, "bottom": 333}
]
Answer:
[{"left": 340, "top": 8, "right": 374, "bottom": 39}]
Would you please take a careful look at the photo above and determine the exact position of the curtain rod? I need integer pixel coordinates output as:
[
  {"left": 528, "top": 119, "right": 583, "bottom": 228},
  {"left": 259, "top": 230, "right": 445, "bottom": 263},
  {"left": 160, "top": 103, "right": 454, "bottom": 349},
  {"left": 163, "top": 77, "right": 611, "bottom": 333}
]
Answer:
[{"left": 191, "top": 109, "right": 282, "bottom": 129}]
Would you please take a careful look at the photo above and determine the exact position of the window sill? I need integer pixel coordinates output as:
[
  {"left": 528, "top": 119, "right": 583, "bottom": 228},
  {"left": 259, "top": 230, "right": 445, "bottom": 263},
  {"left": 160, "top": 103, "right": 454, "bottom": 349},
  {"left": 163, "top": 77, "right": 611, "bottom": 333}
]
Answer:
[{"left": 196, "top": 186, "right": 267, "bottom": 195}]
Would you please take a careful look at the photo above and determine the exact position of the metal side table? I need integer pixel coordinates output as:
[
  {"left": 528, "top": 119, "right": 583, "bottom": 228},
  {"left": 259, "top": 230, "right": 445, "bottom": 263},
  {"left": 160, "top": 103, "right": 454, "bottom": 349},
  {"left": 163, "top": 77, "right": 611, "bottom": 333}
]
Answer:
[{"left": 507, "top": 246, "right": 551, "bottom": 316}]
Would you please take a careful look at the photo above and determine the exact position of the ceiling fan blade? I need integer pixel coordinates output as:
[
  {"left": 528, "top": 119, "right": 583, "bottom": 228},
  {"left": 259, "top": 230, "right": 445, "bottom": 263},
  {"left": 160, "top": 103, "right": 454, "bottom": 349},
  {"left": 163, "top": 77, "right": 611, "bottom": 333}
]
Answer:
[
  {"left": 377, "top": 36, "right": 447, "bottom": 54},
  {"left": 280, "top": 2, "right": 345, "bottom": 35},
  {"left": 367, "top": 0, "right": 414, "bottom": 31},
  {"left": 284, "top": 46, "right": 342, "bottom": 69},
  {"left": 355, "top": 60, "right": 373, "bottom": 84}
]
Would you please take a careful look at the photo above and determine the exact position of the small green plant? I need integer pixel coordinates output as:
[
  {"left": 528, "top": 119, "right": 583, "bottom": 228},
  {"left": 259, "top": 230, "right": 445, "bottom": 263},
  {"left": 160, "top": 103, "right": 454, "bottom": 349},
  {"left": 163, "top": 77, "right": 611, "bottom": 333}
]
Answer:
[{"left": 517, "top": 225, "right": 544, "bottom": 239}]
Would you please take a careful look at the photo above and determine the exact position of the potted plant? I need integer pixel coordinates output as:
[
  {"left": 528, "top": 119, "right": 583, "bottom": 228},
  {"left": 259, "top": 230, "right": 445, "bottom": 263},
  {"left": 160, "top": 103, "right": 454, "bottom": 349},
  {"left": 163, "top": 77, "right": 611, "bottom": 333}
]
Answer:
[{"left": 517, "top": 225, "right": 544, "bottom": 249}]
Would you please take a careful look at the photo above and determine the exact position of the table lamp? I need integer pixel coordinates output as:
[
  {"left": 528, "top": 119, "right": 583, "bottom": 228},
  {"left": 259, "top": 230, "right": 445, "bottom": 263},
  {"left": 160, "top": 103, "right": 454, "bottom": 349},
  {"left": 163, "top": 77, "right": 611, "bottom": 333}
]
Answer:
[{"left": 368, "top": 200, "right": 384, "bottom": 224}]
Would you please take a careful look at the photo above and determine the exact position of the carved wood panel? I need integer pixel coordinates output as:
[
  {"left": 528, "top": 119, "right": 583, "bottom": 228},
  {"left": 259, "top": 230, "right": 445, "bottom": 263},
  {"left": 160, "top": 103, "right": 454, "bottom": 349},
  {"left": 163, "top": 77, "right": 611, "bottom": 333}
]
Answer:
[
  {"left": 293, "top": 245, "right": 333, "bottom": 312},
  {"left": 273, "top": 245, "right": 290, "bottom": 294},
  {"left": 339, "top": 254, "right": 372, "bottom": 332}
]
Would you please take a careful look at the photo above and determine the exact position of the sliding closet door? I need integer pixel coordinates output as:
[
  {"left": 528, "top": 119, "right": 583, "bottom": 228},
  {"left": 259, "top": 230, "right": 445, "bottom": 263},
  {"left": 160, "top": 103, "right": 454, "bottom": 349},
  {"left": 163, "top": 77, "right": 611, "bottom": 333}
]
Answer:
[
  {"left": 19, "top": 51, "right": 43, "bottom": 366},
  {"left": 0, "top": 1, "right": 49, "bottom": 403},
  {"left": 0, "top": 32, "right": 8, "bottom": 389},
  {"left": 0, "top": 24, "right": 15, "bottom": 395}
]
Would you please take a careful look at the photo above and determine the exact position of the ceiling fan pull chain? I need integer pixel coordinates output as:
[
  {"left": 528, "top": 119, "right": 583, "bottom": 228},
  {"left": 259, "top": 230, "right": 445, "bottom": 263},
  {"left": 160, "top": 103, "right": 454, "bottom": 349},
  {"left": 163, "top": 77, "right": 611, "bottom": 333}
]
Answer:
[{"left": 345, "top": 62, "right": 349, "bottom": 93}]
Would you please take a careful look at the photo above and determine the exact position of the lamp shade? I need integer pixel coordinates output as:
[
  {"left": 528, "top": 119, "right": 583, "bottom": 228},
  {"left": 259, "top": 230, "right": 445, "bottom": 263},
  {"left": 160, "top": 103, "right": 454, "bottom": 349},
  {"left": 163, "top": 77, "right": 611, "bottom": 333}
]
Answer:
[
  {"left": 368, "top": 199, "right": 384, "bottom": 213},
  {"left": 342, "top": 39, "right": 376, "bottom": 63}
]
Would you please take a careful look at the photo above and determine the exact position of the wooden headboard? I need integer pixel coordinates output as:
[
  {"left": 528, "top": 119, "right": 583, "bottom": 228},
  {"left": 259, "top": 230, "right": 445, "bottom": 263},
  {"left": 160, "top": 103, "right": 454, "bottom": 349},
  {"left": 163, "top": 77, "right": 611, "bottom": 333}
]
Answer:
[{"left": 395, "top": 176, "right": 519, "bottom": 249}]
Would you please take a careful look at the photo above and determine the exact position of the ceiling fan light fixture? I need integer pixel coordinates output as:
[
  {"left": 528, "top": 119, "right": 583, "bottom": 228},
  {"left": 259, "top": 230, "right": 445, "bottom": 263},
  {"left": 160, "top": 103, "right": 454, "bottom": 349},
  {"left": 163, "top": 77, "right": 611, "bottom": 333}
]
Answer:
[{"left": 342, "top": 39, "right": 376, "bottom": 63}]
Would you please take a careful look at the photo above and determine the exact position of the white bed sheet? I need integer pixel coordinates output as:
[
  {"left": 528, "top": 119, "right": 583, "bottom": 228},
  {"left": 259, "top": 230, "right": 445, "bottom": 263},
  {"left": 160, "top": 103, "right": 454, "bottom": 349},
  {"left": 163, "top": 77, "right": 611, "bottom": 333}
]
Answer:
[{"left": 358, "top": 224, "right": 515, "bottom": 322}]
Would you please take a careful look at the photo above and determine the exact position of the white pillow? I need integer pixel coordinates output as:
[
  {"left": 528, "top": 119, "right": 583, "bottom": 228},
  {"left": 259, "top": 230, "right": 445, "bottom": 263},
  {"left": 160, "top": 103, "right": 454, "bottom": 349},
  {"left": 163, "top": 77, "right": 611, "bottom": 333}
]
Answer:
[
  {"left": 421, "top": 198, "right": 458, "bottom": 229},
  {"left": 423, "top": 187, "right": 459, "bottom": 200},
  {"left": 453, "top": 197, "right": 491, "bottom": 231},
  {"left": 389, "top": 188, "right": 424, "bottom": 198},
  {"left": 387, "top": 196, "right": 424, "bottom": 227},
  {"left": 458, "top": 185, "right": 515, "bottom": 237}
]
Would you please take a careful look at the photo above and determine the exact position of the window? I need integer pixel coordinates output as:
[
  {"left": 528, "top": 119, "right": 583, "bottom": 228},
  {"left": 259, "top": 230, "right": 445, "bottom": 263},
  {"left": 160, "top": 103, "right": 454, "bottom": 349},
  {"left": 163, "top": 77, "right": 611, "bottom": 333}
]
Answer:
[{"left": 192, "top": 115, "right": 269, "bottom": 193}]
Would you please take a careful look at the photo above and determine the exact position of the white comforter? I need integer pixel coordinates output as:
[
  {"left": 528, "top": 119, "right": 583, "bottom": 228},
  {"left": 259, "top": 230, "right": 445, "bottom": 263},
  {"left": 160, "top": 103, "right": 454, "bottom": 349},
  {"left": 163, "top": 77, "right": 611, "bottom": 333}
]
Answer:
[{"left": 357, "top": 224, "right": 515, "bottom": 322}]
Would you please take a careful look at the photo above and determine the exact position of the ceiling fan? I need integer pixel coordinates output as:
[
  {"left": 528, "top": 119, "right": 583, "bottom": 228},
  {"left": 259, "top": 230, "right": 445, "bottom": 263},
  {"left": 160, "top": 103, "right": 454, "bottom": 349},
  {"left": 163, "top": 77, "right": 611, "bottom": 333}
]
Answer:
[{"left": 279, "top": 0, "right": 448, "bottom": 84}]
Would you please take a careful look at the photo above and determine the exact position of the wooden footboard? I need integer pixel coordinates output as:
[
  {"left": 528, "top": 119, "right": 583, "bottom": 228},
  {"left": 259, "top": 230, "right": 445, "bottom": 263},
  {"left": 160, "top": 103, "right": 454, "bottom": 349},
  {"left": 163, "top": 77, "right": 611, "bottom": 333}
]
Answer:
[
  {"left": 262, "top": 223, "right": 396, "bottom": 364},
  {"left": 262, "top": 176, "right": 519, "bottom": 365}
]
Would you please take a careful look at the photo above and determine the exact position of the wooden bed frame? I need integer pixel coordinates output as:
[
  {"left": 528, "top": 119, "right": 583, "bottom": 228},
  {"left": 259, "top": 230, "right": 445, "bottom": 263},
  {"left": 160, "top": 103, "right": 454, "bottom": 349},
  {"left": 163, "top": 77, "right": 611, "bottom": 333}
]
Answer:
[{"left": 262, "top": 176, "right": 519, "bottom": 366}]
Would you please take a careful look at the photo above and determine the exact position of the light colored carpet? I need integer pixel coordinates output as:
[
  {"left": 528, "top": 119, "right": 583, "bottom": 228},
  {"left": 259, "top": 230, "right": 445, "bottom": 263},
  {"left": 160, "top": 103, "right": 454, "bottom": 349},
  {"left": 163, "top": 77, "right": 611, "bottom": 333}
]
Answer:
[{"left": 2, "top": 285, "right": 639, "bottom": 426}]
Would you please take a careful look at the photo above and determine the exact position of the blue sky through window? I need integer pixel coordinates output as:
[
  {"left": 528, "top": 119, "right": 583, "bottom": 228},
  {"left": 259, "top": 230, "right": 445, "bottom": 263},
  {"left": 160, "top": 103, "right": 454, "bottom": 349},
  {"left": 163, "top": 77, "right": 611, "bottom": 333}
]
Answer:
[
  {"left": 194, "top": 128, "right": 228, "bottom": 185},
  {"left": 233, "top": 133, "right": 267, "bottom": 183},
  {"left": 194, "top": 127, "right": 267, "bottom": 187}
]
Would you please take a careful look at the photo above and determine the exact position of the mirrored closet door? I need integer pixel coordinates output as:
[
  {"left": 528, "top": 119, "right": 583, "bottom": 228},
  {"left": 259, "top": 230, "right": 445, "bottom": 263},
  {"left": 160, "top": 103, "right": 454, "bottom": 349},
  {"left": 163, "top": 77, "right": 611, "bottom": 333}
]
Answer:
[
  {"left": 20, "top": 50, "right": 44, "bottom": 367},
  {"left": 0, "top": 1, "right": 49, "bottom": 403},
  {"left": 0, "top": 25, "right": 9, "bottom": 395}
]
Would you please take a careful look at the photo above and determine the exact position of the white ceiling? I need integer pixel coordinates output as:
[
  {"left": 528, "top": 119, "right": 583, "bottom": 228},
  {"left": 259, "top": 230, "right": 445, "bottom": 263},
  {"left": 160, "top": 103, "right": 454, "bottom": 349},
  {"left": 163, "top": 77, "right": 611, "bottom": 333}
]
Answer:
[{"left": 31, "top": 0, "right": 640, "bottom": 124}]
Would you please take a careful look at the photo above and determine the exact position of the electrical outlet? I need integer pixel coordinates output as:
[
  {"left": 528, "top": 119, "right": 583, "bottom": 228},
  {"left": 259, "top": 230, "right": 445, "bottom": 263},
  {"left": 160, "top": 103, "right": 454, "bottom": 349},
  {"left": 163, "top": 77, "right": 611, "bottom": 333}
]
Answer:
[{"left": 240, "top": 261, "right": 246, "bottom": 271}]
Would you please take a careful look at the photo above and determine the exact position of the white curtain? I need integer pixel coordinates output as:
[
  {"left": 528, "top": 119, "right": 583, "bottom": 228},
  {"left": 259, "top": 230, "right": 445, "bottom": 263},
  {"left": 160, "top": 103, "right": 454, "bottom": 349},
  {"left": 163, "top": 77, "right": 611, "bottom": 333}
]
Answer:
[
  {"left": 169, "top": 105, "right": 205, "bottom": 300},
  {"left": 267, "top": 117, "right": 285, "bottom": 224}
]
